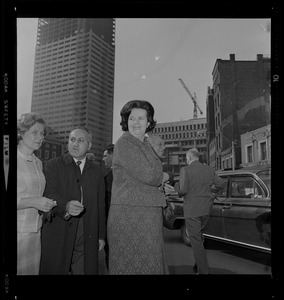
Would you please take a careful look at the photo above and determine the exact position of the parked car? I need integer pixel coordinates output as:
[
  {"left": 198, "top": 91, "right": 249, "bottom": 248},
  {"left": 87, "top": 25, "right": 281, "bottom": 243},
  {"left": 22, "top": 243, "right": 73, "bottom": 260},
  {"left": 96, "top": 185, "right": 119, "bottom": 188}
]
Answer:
[{"left": 163, "top": 164, "right": 271, "bottom": 253}]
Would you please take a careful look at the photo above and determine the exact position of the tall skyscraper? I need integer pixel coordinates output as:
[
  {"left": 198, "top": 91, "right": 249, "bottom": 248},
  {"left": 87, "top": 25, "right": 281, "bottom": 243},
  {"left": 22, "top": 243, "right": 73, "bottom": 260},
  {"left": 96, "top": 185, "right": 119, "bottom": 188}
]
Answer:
[{"left": 31, "top": 18, "right": 115, "bottom": 162}]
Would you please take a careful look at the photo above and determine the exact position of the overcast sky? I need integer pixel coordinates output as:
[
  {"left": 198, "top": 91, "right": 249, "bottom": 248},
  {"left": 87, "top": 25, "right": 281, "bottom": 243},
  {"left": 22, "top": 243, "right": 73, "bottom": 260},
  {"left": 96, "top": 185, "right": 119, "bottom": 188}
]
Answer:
[{"left": 17, "top": 18, "right": 270, "bottom": 143}]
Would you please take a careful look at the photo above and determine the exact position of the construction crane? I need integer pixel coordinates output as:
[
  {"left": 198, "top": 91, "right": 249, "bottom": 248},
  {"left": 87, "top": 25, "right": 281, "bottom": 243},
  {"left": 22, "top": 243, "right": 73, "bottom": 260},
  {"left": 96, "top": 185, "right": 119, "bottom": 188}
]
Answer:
[{"left": 178, "top": 78, "right": 203, "bottom": 119}]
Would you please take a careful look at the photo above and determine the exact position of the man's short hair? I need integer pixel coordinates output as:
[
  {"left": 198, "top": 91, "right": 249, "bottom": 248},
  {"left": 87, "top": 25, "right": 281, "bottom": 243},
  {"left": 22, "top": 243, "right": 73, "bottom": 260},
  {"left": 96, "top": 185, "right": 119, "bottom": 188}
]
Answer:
[
  {"left": 69, "top": 126, "right": 92, "bottom": 143},
  {"left": 187, "top": 148, "right": 200, "bottom": 159}
]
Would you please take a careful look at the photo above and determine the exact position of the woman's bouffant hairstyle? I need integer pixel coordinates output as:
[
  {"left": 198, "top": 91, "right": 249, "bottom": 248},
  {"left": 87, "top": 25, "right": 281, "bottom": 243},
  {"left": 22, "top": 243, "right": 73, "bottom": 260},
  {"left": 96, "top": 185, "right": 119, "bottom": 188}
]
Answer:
[
  {"left": 120, "top": 100, "right": 157, "bottom": 132},
  {"left": 17, "top": 112, "right": 47, "bottom": 143}
]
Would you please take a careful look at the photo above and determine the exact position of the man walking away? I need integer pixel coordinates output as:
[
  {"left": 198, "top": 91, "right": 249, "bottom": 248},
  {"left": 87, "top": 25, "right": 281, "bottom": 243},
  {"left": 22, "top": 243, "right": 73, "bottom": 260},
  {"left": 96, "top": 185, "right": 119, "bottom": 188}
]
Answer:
[{"left": 175, "top": 148, "right": 224, "bottom": 274}]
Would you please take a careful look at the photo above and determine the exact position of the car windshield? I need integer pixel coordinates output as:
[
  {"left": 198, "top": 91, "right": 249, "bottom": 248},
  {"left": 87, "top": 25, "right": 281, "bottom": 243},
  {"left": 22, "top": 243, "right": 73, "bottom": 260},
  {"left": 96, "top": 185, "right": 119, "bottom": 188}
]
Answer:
[{"left": 257, "top": 169, "right": 271, "bottom": 194}]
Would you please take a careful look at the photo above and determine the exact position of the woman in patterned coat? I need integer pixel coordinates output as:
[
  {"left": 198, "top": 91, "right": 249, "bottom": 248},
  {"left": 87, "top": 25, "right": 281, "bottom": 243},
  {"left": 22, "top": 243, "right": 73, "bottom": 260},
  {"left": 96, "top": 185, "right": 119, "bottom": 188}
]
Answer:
[
  {"left": 17, "top": 113, "right": 56, "bottom": 275},
  {"left": 107, "top": 100, "right": 169, "bottom": 274}
]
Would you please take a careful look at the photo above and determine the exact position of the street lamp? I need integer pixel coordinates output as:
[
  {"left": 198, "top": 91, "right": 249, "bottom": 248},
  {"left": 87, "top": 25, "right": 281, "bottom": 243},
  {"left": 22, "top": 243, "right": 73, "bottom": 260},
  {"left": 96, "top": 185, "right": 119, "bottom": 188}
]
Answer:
[{"left": 231, "top": 140, "right": 235, "bottom": 171}]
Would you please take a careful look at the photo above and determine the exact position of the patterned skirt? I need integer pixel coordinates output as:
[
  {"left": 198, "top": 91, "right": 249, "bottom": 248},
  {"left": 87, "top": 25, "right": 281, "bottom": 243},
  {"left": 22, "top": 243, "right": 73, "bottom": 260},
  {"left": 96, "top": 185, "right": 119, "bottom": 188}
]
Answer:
[
  {"left": 17, "top": 231, "right": 41, "bottom": 275},
  {"left": 107, "top": 204, "right": 169, "bottom": 275}
]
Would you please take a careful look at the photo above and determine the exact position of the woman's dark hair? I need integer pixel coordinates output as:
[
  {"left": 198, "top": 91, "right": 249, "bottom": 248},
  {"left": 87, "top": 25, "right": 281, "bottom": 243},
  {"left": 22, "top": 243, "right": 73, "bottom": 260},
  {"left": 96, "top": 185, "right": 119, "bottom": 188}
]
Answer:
[
  {"left": 104, "top": 143, "right": 114, "bottom": 154},
  {"left": 120, "top": 100, "right": 157, "bottom": 132}
]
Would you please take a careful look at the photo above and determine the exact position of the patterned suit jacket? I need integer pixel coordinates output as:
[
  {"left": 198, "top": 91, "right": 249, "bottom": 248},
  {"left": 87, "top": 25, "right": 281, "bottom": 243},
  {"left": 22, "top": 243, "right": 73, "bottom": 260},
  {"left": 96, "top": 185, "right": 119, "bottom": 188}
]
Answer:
[{"left": 111, "top": 131, "right": 166, "bottom": 207}]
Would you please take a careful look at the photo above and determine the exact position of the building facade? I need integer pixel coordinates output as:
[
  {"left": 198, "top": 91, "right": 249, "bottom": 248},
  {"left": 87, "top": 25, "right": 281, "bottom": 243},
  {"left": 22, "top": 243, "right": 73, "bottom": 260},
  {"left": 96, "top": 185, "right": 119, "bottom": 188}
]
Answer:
[
  {"left": 208, "top": 54, "right": 271, "bottom": 170},
  {"left": 34, "top": 135, "right": 65, "bottom": 163},
  {"left": 31, "top": 18, "right": 115, "bottom": 163},
  {"left": 240, "top": 124, "right": 271, "bottom": 167},
  {"left": 152, "top": 118, "right": 207, "bottom": 176},
  {"left": 206, "top": 86, "right": 216, "bottom": 166}
]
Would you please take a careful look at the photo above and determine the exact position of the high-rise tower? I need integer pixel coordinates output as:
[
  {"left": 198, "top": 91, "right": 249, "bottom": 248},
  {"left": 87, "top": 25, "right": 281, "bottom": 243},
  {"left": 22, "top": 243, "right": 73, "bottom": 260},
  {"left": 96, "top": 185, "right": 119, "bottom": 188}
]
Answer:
[{"left": 31, "top": 18, "right": 115, "bottom": 162}]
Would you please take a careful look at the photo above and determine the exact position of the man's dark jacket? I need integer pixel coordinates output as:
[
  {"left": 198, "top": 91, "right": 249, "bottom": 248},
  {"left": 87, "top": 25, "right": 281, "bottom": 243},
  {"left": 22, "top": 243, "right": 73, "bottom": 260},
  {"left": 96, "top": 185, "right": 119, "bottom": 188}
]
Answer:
[
  {"left": 104, "top": 169, "right": 113, "bottom": 219},
  {"left": 40, "top": 153, "right": 106, "bottom": 275},
  {"left": 178, "top": 160, "right": 224, "bottom": 218}
]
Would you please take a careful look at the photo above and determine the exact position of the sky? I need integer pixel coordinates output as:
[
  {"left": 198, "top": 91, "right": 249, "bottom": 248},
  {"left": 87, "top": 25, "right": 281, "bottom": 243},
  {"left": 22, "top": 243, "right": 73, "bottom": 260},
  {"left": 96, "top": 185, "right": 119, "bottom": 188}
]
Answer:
[{"left": 17, "top": 18, "right": 271, "bottom": 143}]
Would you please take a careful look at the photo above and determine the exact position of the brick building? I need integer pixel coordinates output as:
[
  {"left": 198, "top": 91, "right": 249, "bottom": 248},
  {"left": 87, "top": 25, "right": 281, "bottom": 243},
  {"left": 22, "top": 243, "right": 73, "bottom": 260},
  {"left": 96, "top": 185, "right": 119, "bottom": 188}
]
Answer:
[
  {"left": 208, "top": 54, "right": 271, "bottom": 170},
  {"left": 240, "top": 124, "right": 271, "bottom": 167},
  {"left": 34, "top": 135, "right": 64, "bottom": 163}
]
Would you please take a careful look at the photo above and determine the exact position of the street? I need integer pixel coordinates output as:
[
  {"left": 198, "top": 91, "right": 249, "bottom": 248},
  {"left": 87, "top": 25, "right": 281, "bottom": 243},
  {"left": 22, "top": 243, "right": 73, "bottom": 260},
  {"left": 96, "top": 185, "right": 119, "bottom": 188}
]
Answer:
[
  {"left": 98, "top": 226, "right": 271, "bottom": 276},
  {"left": 163, "top": 227, "right": 271, "bottom": 275}
]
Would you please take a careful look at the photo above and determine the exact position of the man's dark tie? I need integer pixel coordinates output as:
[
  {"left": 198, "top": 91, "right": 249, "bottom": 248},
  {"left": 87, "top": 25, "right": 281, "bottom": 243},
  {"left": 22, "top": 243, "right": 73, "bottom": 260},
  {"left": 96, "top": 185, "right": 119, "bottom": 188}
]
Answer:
[{"left": 76, "top": 161, "right": 82, "bottom": 173}]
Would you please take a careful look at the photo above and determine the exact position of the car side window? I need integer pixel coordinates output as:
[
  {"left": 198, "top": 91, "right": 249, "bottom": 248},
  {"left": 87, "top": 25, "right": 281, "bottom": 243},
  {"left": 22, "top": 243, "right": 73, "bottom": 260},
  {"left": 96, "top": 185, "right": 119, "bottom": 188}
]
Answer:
[
  {"left": 230, "top": 176, "right": 265, "bottom": 199},
  {"left": 215, "top": 176, "right": 228, "bottom": 197},
  {"left": 257, "top": 170, "right": 271, "bottom": 196}
]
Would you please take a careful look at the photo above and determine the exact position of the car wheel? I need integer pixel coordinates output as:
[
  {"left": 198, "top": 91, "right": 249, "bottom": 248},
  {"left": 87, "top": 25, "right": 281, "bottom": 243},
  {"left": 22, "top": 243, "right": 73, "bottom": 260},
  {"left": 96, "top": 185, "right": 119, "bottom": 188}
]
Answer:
[{"left": 180, "top": 223, "right": 191, "bottom": 246}]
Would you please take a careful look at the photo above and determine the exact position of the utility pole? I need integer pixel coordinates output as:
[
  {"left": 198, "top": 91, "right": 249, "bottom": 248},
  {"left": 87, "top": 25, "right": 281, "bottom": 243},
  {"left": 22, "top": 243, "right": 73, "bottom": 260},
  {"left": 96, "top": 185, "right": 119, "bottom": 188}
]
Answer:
[{"left": 232, "top": 140, "right": 235, "bottom": 170}]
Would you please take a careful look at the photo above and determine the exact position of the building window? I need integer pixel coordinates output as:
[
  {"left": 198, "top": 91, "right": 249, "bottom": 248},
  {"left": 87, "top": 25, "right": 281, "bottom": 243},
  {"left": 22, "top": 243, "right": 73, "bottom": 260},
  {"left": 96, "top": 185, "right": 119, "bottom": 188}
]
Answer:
[
  {"left": 260, "top": 142, "right": 267, "bottom": 160},
  {"left": 247, "top": 145, "right": 253, "bottom": 163},
  {"left": 52, "top": 151, "right": 56, "bottom": 159},
  {"left": 45, "top": 150, "right": 49, "bottom": 160},
  {"left": 37, "top": 150, "right": 41, "bottom": 158}
]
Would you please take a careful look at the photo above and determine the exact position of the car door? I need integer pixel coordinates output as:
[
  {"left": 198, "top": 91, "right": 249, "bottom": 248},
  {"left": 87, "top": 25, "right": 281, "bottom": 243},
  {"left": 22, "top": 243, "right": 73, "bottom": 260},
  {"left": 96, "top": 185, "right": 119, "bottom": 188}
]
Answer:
[
  {"left": 203, "top": 176, "right": 229, "bottom": 239},
  {"left": 221, "top": 174, "right": 271, "bottom": 251}
]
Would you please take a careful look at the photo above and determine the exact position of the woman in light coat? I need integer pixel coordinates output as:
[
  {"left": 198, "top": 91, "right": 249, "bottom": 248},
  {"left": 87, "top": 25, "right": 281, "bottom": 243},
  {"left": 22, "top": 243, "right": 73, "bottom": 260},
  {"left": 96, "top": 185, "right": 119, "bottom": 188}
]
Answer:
[{"left": 17, "top": 112, "right": 56, "bottom": 275}]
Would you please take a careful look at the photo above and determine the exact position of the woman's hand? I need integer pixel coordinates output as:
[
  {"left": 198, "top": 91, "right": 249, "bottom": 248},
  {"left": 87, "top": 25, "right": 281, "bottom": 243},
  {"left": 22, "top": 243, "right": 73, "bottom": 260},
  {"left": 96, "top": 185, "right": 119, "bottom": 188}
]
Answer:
[
  {"left": 37, "top": 197, "right": 57, "bottom": 212},
  {"left": 163, "top": 183, "right": 175, "bottom": 196},
  {"left": 98, "top": 239, "right": 105, "bottom": 251}
]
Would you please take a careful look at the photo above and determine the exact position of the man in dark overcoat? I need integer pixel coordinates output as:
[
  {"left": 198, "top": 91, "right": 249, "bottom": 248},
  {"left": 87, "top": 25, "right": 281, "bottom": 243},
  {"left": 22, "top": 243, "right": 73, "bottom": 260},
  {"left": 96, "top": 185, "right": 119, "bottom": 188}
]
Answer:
[
  {"left": 40, "top": 126, "right": 106, "bottom": 275},
  {"left": 101, "top": 143, "right": 114, "bottom": 270},
  {"left": 174, "top": 148, "right": 224, "bottom": 275}
]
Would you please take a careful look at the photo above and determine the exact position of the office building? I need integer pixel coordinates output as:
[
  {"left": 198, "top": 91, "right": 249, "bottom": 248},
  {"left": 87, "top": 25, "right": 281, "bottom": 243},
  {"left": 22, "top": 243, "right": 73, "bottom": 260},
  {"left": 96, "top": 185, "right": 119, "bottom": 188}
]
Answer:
[
  {"left": 152, "top": 118, "right": 207, "bottom": 176},
  {"left": 31, "top": 18, "right": 115, "bottom": 163}
]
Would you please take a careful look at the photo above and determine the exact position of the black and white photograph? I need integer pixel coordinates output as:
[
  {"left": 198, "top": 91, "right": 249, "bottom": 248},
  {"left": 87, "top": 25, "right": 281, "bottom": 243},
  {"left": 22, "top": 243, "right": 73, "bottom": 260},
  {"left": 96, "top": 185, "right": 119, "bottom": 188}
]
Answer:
[{"left": 2, "top": 0, "right": 282, "bottom": 299}]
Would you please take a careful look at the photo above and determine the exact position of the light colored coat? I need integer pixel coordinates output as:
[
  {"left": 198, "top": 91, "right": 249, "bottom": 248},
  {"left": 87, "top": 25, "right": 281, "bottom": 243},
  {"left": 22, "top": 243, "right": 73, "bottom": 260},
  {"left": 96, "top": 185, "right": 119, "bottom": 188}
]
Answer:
[{"left": 17, "top": 150, "right": 45, "bottom": 233}]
